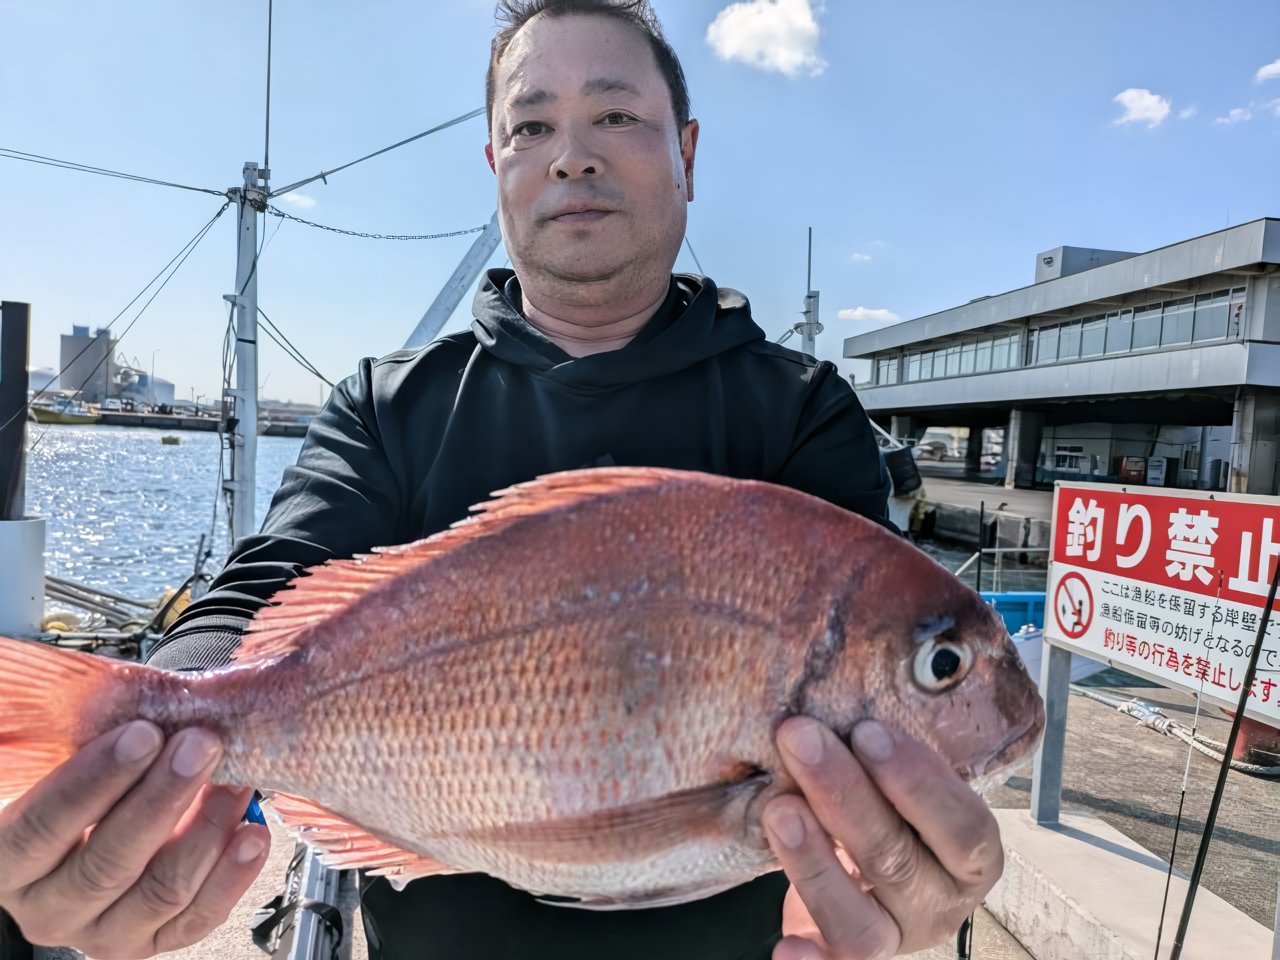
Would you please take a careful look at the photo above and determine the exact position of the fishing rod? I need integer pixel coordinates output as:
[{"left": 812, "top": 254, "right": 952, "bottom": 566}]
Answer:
[{"left": 1168, "top": 555, "right": 1280, "bottom": 959}]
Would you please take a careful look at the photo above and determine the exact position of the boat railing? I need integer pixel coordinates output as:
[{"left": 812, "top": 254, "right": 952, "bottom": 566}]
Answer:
[{"left": 954, "top": 545, "right": 1050, "bottom": 593}]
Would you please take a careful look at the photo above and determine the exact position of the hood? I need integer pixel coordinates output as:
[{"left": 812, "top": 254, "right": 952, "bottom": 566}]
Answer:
[{"left": 470, "top": 269, "right": 766, "bottom": 390}]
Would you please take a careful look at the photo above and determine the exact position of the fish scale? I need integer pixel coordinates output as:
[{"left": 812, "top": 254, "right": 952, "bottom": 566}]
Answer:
[{"left": 0, "top": 466, "right": 1044, "bottom": 908}]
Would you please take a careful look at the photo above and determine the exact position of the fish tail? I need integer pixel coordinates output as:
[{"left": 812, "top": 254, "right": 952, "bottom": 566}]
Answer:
[{"left": 0, "top": 635, "right": 140, "bottom": 802}]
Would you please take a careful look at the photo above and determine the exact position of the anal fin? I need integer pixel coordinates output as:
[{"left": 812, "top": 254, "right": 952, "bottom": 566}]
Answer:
[{"left": 265, "top": 792, "right": 462, "bottom": 889}]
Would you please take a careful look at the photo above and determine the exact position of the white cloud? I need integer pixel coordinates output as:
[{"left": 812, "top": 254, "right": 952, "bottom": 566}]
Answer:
[
  {"left": 706, "top": 0, "right": 827, "bottom": 78},
  {"left": 278, "top": 192, "right": 317, "bottom": 209},
  {"left": 1255, "top": 58, "right": 1280, "bottom": 84},
  {"left": 837, "top": 306, "right": 901, "bottom": 325},
  {"left": 1262, "top": 97, "right": 1280, "bottom": 118},
  {"left": 1214, "top": 107, "right": 1252, "bottom": 125},
  {"left": 850, "top": 252, "right": 872, "bottom": 263},
  {"left": 1112, "top": 88, "right": 1171, "bottom": 128},
  {"left": 1178, "top": 105, "right": 1197, "bottom": 120},
  {"left": 869, "top": 239, "right": 886, "bottom": 248}
]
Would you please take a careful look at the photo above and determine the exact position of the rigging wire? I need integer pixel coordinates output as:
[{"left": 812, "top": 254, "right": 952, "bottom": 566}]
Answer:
[
  {"left": 1153, "top": 574, "right": 1224, "bottom": 960},
  {"left": 257, "top": 307, "right": 334, "bottom": 388},
  {"left": 0, "top": 147, "right": 226, "bottom": 197},
  {"left": 4, "top": 201, "right": 232, "bottom": 436},
  {"left": 265, "top": 204, "right": 486, "bottom": 241},
  {"left": 683, "top": 236, "right": 706, "bottom": 275},
  {"left": 269, "top": 106, "right": 485, "bottom": 198},
  {"left": 26, "top": 202, "right": 231, "bottom": 450},
  {"left": 1169, "top": 558, "right": 1280, "bottom": 959}
]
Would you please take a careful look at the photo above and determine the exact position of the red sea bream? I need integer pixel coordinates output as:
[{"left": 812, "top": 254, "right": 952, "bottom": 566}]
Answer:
[{"left": 0, "top": 467, "right": 1044, "bottom": 908}]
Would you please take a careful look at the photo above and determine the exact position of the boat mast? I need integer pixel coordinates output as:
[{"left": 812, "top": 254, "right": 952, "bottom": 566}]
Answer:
[
  {"left": 223, "top": 161, "right": 268, "bottom": 544},
  {"left": 799, "top": 226, "right": 822, "bottom": 357},
  {"left": 403, "top": 211, "right": 503, "bottom": 349}
]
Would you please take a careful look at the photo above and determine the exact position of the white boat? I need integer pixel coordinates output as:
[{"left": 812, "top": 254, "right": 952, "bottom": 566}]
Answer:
[{"left": 1010, "top": 625, "right": 1108, "bottom": 683}]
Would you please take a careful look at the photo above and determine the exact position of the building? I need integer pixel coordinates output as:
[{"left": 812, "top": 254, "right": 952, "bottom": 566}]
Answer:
[
  {"left": 27, "top": 367, "right": 58, "bottom": 392},
  {"left": 845, "top": 218, "right": 1280, "bottom": 495},
  {"left": 121, "top": 373, "right": 176, "bottom": 407},
  {"left": 58, "top": 326, "right": 115, "bottom": 404}
]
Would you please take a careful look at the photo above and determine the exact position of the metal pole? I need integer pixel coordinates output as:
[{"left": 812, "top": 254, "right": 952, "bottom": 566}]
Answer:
[
  {"left": 1030, "top": 642, "right": 1071, "bottom": 825},
  {"left": 1271, "top": 877, "right": 1278, "bottom": 960},
  {"left": 0, "top": 301, "right": 30, "bottom": 521},
  {"left": 224, "top": 162, "right": 265, "bottom": 544},
  {"left": 797, "top": 227, "right": 822, "bottom": 357},
  {"left": 975, "top": 501, "right": 985, "bottom": 592},
  {"left": 404, "top": 211, "right": 502, "bottom": 349}
]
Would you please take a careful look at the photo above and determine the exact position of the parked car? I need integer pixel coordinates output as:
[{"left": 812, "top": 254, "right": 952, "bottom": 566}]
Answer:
[{"left": 101, "top": 398, "right": 122, "bottom": 411}]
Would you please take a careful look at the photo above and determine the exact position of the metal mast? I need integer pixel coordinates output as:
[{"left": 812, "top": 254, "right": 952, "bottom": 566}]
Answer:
[
  {"left": 223, "top": 161, "right": 268, "bottom": 544},
  {"left": 403, "top": 211, "right": 503, "bottom": 349},
  {"left": 799, "top": 227, "right": 823, "bottom": 356}
]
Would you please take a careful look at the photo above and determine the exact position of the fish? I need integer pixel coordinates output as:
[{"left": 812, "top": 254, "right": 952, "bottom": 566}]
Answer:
[{"left": 0, "top": 466, "right": 1044, "bottom": 909}]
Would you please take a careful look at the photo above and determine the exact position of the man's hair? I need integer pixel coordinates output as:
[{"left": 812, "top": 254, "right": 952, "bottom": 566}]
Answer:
[{"left": 486, "top": 0, "right": 692, "bottom": 135}]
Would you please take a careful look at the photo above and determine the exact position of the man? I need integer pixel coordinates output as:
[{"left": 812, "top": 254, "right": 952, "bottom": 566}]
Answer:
[{"left": 0, "top": 3, "right": 1004, "bottom": 958}]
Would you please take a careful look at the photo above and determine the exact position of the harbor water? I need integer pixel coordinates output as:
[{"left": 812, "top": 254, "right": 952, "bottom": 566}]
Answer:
[
  {"left": 25, "top": 424, "right": 303, "bottom": 602},
  {"left": 24, "top": 425, "right": 1042, "bottom": 603}
]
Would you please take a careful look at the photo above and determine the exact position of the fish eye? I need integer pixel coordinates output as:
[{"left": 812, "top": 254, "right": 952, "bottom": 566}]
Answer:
[{"left": 913, "top": 636, "right": 973, "bottom": 693}]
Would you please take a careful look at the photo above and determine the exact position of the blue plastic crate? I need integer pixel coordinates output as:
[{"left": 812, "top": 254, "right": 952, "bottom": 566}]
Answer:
[{"left": 981, "top": 591, "right": 1046, "bottom": 633}]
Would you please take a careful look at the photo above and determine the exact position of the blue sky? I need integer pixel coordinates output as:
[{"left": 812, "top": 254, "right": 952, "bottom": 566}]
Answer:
[{"left": 3, "top": 0, "right": 1278, "bottom": 403}]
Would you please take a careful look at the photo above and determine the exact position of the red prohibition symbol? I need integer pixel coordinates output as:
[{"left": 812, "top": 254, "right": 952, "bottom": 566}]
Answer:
[{"left": 1054, "top": 572, "right": 1094, "bottom": 640}]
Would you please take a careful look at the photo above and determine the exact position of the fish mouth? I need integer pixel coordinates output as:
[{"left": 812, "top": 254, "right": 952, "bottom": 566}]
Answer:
[{"left": 962, "top": 701, "right": 1047, "bottom": 783}]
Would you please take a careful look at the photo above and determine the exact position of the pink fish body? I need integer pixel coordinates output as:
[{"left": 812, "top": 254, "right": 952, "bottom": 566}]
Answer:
[{"left": 0, "top": 467, "right": 1044, "bottom": 908}]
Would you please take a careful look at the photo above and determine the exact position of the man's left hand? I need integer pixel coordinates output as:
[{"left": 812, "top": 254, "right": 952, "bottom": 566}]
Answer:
[{"left": 763, "top": 716, "right": 1003, "bottom": 960}]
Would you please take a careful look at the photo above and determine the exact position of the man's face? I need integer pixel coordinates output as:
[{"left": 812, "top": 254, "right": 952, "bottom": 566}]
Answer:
[{"left": 487, "top": 13, "right": 698, "bottom": 302}]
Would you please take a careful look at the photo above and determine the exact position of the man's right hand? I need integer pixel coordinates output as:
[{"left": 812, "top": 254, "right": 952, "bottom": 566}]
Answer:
[{"left": 0, "top": 721, "right": 271, "bottom": 960}]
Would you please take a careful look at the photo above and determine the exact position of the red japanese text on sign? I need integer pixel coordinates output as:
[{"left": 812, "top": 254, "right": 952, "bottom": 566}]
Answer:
[{"left": 1053, "top": 486, "right": 1280, "bottom": 609}]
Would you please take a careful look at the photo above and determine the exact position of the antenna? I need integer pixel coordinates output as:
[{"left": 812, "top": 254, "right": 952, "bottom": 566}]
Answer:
[{"left": 800, "top": 227, "right": 821, "bottom": 356}]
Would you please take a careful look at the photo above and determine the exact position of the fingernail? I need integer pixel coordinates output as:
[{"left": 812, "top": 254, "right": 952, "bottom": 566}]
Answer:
[
  {"left": 171, "top": 730, "right": 221, "bottom": 778},
  {"left": 766, "top": 807, "right": 806, "bottom": 849},
  {"left": 851, "top": 720, "right": 894, "bottom": 762},
  {"left": 114, "top": 721, "right": 163, "bottom": 764},
  {"left": 235, "top": 830, "right": 268, "bottom": 864},
  {"left": 780, "top": 718, "right": 826, "bottom": 766},
  {"left": 206, "top": 789, "right": 250, "bottom": 830}
]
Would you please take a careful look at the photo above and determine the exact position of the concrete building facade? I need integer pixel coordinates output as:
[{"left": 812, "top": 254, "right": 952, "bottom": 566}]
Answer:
[
  {"left": 845, "top": 218, "right": 1280, "bottom": 494},
  {"left": 58, "top": 325, "right": 116, "bottom": 404}
]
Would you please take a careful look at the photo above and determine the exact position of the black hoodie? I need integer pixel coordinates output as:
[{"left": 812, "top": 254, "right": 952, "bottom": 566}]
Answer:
[{"left": 151, "top": 270, "right": 892, "bottom": 960}]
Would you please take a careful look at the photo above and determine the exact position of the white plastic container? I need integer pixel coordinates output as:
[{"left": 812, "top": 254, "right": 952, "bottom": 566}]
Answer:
[{"left": 0, "top": 517, "right": 46, "bottom": 636}]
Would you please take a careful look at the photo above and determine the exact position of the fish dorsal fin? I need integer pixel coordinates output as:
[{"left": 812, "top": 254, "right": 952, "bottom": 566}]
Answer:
[
  {"left": 266, "top": 792, "right": 462, "bottom": 889},
  {"left": 234, "top": 466, "right": 693, "bottom": 664}
]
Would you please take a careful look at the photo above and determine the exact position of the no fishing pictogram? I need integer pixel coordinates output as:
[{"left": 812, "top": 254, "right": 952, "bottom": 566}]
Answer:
[{"left": 1054, "top": 572, "right": 1094, "bottom": 640}]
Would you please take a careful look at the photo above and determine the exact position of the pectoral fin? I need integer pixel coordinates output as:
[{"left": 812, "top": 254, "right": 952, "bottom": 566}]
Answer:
[{"left": 471, "top": 769, "right": 771, "bottom": 864}]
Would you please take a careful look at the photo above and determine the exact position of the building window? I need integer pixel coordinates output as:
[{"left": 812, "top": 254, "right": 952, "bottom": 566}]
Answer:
[
  {"left": 1035, "top": 325, "right": 1059, "bottom": 364},
  {"left": 1106, "top": 310, "right": 1132, "bottom": 354},
  {"left": 1054, "top": 444, "right": 1085, "bottom": 471},
  {"left": 920, "top": 352, "right": 933, "bottom": 379},
  {"left": 1132, "top": 304, "right": 1162, "bottom": 350},
  {"left": 944, "top": 345, "right": 961, "bottom": 377},
  {"left": 1228, "top": 287, "right": 1246, "bottom": 337},
  {"left": 1081, "top": 317, "right": 1107, "bottom": 357},
  {"left": 1058, "top": 321, "right": 1081, "bottom": 360},
  {"left": 974, "top": 338, "right": 993, "bottom": 372},
  {"left": 876, "top": 357, "right": 900, "bottom": 385},
  {"left": 1161, "top": 296, "right": 1194, "bottom": 346},
  {"left": 960, "top": 340, "right": 976, "bottom": 374},
  {"left": 995, "top": 333, "right": 1017, "bottom": 369},
  {"left": 1193, "top": 291, "right": 1229, "bottom": 341}
]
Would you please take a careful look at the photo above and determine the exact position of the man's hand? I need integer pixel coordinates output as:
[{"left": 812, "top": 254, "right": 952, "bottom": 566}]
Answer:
[
  {"left": 0, "top": 721, "right": 271, "bottom": 960},
  {"left": 763, "top": 717, "right": 1002, "bottom": 960}
]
